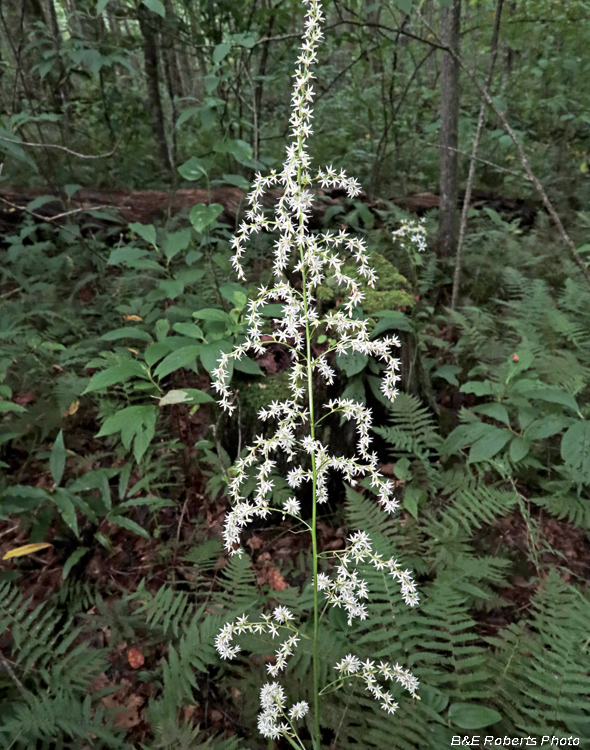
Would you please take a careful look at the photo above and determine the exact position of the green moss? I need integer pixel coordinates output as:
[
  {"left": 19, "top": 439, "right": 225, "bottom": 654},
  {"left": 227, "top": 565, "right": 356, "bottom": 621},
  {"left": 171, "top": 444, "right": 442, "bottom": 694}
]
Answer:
[
  {"left": 362, "top": 252, "right": 414, "bottom": 314},
  {"left": 238, "top": 370, "right": 293, "bottom": 422},
  {"left": 318, "top": 252, "right": 413, "bottom": 313}
]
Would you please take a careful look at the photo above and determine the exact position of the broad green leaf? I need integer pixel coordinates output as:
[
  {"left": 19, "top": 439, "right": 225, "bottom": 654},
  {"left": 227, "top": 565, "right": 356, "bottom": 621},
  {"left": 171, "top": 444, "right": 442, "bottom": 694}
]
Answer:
[
  {"left": 468, "top": 427, "right": 512, "bottom": 463},
  {"left": 145, "top": 341, "right": 172, "bottom": 367},
  {"left": 440, "top": 422, "right": 494, "bottom": 455},
  {"left": 54, "top": 488, "right": 79, "bottom": 537},
  {"left": 172, "top": 323, "right": 203, "bottom": 339},
  {"left": 175, "top": 106, "right": 201, "bottom": 130},
  {"left": 420, "top": 686, "right": 449, "bottom": 713},
  {"left": 432, "top": 364, "right": 462, "bottom": 386},
  {"left": 0, "top": 486, "right": 51, "bottom": 514},
  {"left": 506, "top": 349, "right": 534, "bottom": 380},
  {"left": 561, "top": 421, "right": 590, "bottom": 484},
  {"left": 62, "top": 547, "right": 89, "bottom": 579},
  {"left": 371, "top": 312, "right": 412, "bottom": 336},
  {"left": 141, "top": 0, "right": 165, "bottom": 16},
  {"left": 403, "top": 486, "right": 423, "bottom": 519},
  {"left": 336, "top": 350, "right": 368, "bottom": 377},
  {"left": 96, "top": 0, "right": 109, "bottom": 13},
  {"left": 393, "top": 458, "right": 411, "bottom": 481},
  {"left": 522, "top": 386, "right": 579, "bottom": 413},
  {"left": 213, "top": 139, "right": 254, "bottom": 166},
  {"left": 213, "top": 43, "right": 231, "bottom": 65},
  {"left": 221, "top": 173, "right": 250, "bottom": 189},
  {"left": 448, "top": 703, "right": 502, "bottom": 729},
  {"left": 27, "top": 195, "right": 55, "bottom": 212},
  {"left": 525, "top": 415, "right": 571, "bottom": 440},
  {"left": 154, "top": 318, "right": 170, "bottom": 342},
  {"left": 178, "top": 156, "right": 207, "bottom": 181},
  {"left": 101, "top": 327, "right": 153, "bottom": 343},
  {"left": 118, "top": 463, "right": 132, "bottom": 501},
  {"left": 83, "top": 361, "right": 149, "bottom": 393},
  {"left": 394, "top": 0, "right": 412, "bottom": 12},
  {"left": 509, "top": 436, "right": 530, "bottom": 463},
  {"left": 460, "top": 380, "right": 494, "bottom": 397},
  {"left": 97, "top": 405, "right": 156, "bottom": 439},
  {"left": 153, "top": 345, "right": 201, "bottom": 379},
  {"left": 189, "top": 203, "right": 223, "bottom": 232},
  {"left": 108, "top": 513, "right": 150, "bottom": 539},
  {"left": 185, "top": 389, "right": 215, "bottom": 405},
  {"left": 261, "top": 303, "right": 285, "bottom": 318},
  {"left": 0, "top": 401, "right": 27, "bottom": 413},
  {"left": 158, "top": 278, "right": 185, "bottom": 300},
  {"left": 193, "top": 307, "right": 232, "bottom": 324},
  {"left": 230, "top": 32, "right": 257, "bottom": 49},
  {"left": 163, "top": 229, "right": 191, "bottom": 260},
  {"left": 200, "top": 340, "right": 233, "bottom": 374},
  {"left": 129, "top": 222, "right": 157, "bottom": 246},
  {"left": 99, "top": 406, "right": 158, "bottom": 463},
  {"left": 132, "top": 424, "right": 154, "bottom": 463},
  {"left": 219, "top": 283, "right": 248, "bottom": 306},
  {"left": 49, "top": 430, "right": 66, "bottom": 486},
  {"left": 68, "top": 469, "right": 114, "bottom": 511},
  {"left": 471, "top": 403, "right": 510, "bottom": 426},
  {"left": 341, "top": 376, "right": 366, "bottom": 406},
  {"left": 174, "top": 267, "right": 205, "bottom": 286},
  {"left": 0, "top": 127, "right": 38, "bottom": 169},
  {"left": 107, "top": 246, "right": 148, "bottom": 266},
  {"left": 234, "top": 357, "right": 263, "bottom": 376}
]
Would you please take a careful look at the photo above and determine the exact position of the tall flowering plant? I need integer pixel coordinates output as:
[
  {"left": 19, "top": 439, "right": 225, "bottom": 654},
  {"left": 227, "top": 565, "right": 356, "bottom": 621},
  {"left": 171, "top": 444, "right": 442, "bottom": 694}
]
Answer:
[{"left": 212, "top": 1, "right": 419, "bottom": 746}]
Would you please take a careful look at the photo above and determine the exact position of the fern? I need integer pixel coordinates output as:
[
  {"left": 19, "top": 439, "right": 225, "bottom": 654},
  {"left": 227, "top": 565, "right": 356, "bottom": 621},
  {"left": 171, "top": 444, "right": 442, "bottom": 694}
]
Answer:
[
  {"left": 374, "top": 392, "right": 440, "bottom": 456},
  {"left": 422, "top": 483, "right": 518, "bottom": 540},
  {"left": 530, "top": 490, "right": 590, "bottom": 528},
  {"left": 0, "top": 581, "right": 119, "bottom": 748},
  {"left": 487, "top": 571, "right": 590, "bottom": 739}
]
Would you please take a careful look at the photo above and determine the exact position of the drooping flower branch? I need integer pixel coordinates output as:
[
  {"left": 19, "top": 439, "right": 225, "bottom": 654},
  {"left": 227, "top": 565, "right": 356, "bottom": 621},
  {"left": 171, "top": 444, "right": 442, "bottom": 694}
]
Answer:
[{"left": 211, "top": 0, "right": 419, "bottom": 745}]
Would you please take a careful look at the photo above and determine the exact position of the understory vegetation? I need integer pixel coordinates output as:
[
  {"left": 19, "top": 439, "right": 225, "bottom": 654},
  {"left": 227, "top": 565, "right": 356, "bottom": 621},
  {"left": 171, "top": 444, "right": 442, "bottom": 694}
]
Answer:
[{"left": 1, "top": 0, "right": 590, "bottom": 747}]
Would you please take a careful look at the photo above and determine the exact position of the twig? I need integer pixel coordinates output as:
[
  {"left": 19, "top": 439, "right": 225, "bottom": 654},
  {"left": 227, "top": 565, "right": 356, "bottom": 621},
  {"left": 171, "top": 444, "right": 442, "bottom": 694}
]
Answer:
[
  {"left": 0, "top": 134, "right": 121, "bottom": 160},
  {"left": 0, "top": 196, "right": 111, "bottom": 222},
  {"left": 414, "top": 139, "right": 529, "bottom": 182},
  {"left": 0, "top": 651, "right": 27, "bottom": 699}
]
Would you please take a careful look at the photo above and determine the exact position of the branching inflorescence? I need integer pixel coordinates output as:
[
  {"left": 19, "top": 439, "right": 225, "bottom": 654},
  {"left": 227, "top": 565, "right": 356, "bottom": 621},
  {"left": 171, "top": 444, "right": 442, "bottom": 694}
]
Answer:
[{"left": 211, "top": 0, "right": 419, "bottom": 746}]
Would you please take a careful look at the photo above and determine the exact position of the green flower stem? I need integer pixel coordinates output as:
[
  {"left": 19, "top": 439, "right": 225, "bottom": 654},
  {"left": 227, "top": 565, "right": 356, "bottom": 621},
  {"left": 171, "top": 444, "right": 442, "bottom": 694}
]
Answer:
[{"left": 297, "top": 157, "right": 321, "bottom": 748}]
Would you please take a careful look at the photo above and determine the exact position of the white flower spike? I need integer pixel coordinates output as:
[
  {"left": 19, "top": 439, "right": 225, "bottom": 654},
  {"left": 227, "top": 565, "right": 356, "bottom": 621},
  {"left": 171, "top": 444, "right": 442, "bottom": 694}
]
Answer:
[{"left": 211, "top": 0, "right": 419, "bottom": 744}]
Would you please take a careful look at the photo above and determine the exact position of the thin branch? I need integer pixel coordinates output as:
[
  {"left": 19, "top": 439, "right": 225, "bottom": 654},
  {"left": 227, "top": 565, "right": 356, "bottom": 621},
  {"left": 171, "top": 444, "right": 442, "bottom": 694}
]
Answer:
[
  {"left": 0, "top": 650, "right": 27, "bottom": 699},
  {"left": 0, "top": 135, "right": 121, "bottom": 160},
  {"left": 0, "top": 196, "right": 111, "bottom": 222},
  {"left": 414, "top": 139, "right": 529, "bottom": 182}
]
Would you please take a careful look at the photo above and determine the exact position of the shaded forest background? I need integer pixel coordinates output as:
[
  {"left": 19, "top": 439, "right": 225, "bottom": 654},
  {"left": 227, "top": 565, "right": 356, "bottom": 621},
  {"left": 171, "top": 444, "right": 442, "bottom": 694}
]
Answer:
[{"left": 0, "top": 0, "right": 590, "bottom": 748}]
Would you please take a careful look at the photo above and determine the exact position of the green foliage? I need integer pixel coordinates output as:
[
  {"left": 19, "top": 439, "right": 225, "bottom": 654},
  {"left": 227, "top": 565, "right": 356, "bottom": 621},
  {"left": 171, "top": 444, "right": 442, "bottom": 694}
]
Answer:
[
  {"left": 1, "top": 0, "right": 590, "bottom": 745},
  {"left": 0, "top": 581, "right": 121, "bottom": 747}
]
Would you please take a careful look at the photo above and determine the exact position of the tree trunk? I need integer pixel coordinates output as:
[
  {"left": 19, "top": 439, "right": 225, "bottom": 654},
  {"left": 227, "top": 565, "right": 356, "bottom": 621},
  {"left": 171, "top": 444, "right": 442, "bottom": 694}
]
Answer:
[
  {"left": 138, "top": 4, "right": 173, "bottom": 177},
  {"left": 438, "top": 0, "right": 461, "bottom": 257}
]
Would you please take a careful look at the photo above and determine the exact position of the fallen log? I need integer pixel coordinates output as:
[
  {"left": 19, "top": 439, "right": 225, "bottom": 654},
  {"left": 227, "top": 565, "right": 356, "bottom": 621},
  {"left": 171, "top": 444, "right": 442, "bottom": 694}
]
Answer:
[{"left": 0, "top": 186, "right": 538, "bottom": 235}]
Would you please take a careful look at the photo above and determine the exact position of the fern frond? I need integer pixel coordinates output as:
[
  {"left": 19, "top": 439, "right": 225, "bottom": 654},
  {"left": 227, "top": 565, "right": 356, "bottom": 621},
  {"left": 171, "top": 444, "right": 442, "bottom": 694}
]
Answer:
[
  {"left": 374, "top": 392, "right": 440, "bottom": 456},
  {"left": 423, "top": 484, "right": 518, "bottom": 540},
  {"left": 488, "top": 571, "right": 590, "bottom": 739},
  {"left": 530, "top": 491, "right": 590, "bottom": 528}
]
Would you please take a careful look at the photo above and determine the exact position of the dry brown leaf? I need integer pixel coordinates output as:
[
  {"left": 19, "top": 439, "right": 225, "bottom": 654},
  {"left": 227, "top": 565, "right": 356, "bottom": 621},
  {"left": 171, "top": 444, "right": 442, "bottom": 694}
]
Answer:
[{"left": 127, "top": 645, "right": 145, "bottom": 669}]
